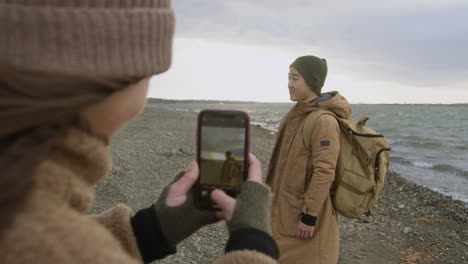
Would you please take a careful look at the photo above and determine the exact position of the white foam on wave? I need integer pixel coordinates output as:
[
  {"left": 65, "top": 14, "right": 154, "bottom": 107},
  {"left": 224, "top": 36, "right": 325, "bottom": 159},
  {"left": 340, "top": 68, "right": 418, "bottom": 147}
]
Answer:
[
  {"left": 411, "top": 161, "right": 434, "bottom": 168},
  {"left": 430, "top": 187, "right": 468, "bottom": 205}
]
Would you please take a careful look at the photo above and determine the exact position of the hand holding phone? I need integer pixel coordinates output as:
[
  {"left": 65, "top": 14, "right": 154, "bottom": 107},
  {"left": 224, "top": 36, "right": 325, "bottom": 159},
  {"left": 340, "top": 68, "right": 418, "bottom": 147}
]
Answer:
[
  {"left": 210, "top": 153, "right": 262, "bottom": 220},
  {"left": 211, "top": 153, "right": 273, "bottom": 235},
  {"left": 153, "top": 161, "right": 218, "bottom": 246}
]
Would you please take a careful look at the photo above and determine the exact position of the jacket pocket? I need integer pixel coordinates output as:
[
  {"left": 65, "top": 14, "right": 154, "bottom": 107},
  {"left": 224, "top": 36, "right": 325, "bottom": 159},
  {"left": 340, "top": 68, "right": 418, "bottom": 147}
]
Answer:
[
  {"left": 284, "top": 153, "right": 309, "bottom": 195},
  {"left": 278, "top": 192, "right": 303, "bottom": 237}
]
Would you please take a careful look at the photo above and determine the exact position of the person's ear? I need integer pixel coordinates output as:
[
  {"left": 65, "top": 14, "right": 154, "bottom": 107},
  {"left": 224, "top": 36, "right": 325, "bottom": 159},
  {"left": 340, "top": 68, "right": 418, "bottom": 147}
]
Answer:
[{"left": 79, "top": 78, "right": 150, "bottom": 141}]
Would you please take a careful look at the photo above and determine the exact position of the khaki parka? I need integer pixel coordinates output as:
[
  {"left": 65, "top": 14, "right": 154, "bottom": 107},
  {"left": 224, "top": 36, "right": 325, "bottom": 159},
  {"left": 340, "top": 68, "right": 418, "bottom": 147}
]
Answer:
[{"left": 266, "top": 92, "right": 352, "bottom": 264}]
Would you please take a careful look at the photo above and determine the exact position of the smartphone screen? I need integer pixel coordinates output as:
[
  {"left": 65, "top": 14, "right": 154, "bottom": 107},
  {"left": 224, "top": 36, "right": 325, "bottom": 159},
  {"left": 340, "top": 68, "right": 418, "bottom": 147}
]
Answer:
[{"left": 195, "top": 110, "right": 250, "bottom": 210}]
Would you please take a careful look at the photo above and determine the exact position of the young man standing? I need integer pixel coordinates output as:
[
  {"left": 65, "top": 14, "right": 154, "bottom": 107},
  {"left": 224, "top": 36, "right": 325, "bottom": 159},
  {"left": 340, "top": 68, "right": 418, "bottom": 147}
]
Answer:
[{"left": 266, "top": 55, "right": 352, "bottom": 263}]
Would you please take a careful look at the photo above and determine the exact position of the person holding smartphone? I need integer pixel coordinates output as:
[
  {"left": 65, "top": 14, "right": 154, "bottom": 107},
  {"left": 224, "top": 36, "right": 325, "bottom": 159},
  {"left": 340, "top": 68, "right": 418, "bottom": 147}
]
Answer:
[
  {"left": 0, "top": 1, "right": 278, "bottom": 263},
  {"left": 266, "top": 55, "right": 352, "bottom": 263}
]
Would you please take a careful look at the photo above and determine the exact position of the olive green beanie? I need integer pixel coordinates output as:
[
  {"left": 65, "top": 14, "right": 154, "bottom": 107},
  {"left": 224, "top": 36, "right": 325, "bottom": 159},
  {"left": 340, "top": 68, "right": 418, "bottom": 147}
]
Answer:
[{"left": 290, "top": 55, "right": 328, "bottom": 96}]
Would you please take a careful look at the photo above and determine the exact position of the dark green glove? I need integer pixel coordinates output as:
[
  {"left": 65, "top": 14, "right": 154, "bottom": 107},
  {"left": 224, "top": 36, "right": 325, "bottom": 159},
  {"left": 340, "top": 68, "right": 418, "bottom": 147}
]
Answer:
[
  {"left": 154, "top": 171, "right": 218, "bottom": 246},
  {"left": 227, "top": 181, "right": 272, "bottom": 234}
]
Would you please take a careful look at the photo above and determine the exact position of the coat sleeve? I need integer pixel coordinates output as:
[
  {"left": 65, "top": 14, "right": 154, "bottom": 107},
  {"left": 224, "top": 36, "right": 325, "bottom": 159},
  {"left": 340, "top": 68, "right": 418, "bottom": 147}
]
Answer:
[
  {"left": 302, "top": 114, "right": 340, "bottom": 216},
  {"left": 89, "top": 204, "right": 143, "bottom": 261},
  {"left": 214, "top": 251, "right": 278, "bottom": 264},
  {"left": 266, "top": 116, "right": 287, "bottom": 186}
]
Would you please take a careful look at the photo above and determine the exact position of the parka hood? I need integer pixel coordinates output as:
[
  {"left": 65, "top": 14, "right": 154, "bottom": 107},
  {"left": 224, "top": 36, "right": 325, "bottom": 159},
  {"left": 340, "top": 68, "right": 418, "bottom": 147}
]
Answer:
[{"left": 288, "top": 91, "right": 352, "bottom": 119}]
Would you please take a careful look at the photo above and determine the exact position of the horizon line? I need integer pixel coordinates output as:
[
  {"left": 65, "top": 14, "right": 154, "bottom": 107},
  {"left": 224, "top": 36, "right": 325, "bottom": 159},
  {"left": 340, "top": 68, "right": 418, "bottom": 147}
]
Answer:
[{"left": 147, "top": 97, "right": 468, "bottom": 106}]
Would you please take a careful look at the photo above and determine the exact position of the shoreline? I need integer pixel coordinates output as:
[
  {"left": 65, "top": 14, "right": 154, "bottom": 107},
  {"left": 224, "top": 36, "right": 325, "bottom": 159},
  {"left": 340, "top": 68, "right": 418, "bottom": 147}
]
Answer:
[
  {"left": 92, "top": 108, "right": 467, "bottom": 264},
  {"left": 147, "top": 105, "right": 467, "bottom": 206}
]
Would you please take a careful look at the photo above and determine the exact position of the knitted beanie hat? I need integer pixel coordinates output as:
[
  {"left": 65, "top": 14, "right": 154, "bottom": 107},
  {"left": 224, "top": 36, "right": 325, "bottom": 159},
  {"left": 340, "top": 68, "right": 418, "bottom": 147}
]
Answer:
[
  {"left": 0, "top": 0, "right": 175, "bottom": 79},
  {"left": 290, "top": 55, "right": 328, "bottom": 96}
]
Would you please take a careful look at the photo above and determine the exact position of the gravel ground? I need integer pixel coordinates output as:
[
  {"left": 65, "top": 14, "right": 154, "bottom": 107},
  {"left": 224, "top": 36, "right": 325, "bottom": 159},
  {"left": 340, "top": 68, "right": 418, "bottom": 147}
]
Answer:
[{"left": 90, "top": 108, "right": 467, "bottom": 264}]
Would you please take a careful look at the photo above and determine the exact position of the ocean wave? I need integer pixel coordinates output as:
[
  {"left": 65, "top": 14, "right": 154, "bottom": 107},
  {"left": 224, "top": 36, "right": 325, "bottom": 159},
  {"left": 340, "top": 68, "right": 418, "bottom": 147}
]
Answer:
[
  {"left": 390, "top": 156, "right": 412, "bottom": 164},
  {"left": 455, "top": 145, "right": 468, "bottom": 150},
  {"left": 250, "top": 122, "right": 279, "bottom": 132},
  {"left": 429, "top": 187, "right": 468, "bottom": 204},
  {"left": 400, "top": 135, "right": 426, "bottom": 141},
  {"left": 390, "top": 139, "right": 456, "bottom": 150},
  {"left": 432, "top": 164, "right": 468, "bottom": 178},
  {"left": 407, "top": 141, "right": 444, "bottom": 149},
  {"left": 396, "top": 159, "right": 468, "bottom": 178},
  {"left": 411, "top": 161, "right": 434, "bottom": 169}
]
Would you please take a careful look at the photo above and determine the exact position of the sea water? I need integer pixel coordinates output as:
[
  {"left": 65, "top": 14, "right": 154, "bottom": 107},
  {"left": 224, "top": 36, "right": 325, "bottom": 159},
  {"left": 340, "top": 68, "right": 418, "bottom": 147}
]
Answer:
[{"left": 147, "top": 102, "right": 468, "bottom": 204}]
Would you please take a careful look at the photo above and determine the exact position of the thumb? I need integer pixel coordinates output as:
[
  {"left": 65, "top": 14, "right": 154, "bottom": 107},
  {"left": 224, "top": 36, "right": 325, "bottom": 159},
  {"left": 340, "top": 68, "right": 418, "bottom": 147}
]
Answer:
[
  {"left": 247, "top": 153, "right": 262, "bottom": 183},
  {"left": 210, "top": 189, "right": 236, "bottom": 221}
]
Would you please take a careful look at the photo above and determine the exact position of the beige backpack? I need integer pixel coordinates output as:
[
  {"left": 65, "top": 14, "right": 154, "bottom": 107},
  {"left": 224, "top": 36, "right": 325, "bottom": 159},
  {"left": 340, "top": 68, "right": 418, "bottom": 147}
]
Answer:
[{"left": 303, "top": 110, "right": 391, "bottom": 219}]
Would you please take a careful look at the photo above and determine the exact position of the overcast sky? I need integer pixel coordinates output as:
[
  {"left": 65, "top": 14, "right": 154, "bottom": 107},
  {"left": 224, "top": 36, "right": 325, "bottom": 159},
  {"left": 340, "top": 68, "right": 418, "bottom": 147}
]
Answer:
[
  {"left": 201, "top": 126, "right": 245, "bottom": 154},
  {"left": 149, "top": 0, "right": 468, "bottom": 103}
]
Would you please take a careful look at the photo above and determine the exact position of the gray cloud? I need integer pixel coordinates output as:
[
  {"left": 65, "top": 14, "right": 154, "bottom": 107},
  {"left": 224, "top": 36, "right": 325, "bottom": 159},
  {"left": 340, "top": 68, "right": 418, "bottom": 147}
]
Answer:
[{"left": 173, "top": 1, "right": 468, "bottom": 87}]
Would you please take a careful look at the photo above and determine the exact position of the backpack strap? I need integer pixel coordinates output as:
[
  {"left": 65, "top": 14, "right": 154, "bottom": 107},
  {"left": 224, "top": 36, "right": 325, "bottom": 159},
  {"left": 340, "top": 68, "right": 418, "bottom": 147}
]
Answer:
[{"left": 303, "top": 109, "right": 336, "bottom": 151}]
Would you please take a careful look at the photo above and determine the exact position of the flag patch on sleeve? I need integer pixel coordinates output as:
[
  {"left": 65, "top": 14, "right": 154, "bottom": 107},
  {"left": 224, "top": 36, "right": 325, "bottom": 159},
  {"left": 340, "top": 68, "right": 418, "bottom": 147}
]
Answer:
[{"left": 320, "top": 140, "right": 331, "bottom": 146}]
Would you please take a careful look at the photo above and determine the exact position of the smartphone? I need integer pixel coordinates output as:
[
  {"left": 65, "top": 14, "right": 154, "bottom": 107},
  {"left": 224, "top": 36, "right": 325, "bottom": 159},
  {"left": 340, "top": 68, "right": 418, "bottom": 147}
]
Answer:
[{"left": 195, "top": 109, "right": 250, "bottom": 210}]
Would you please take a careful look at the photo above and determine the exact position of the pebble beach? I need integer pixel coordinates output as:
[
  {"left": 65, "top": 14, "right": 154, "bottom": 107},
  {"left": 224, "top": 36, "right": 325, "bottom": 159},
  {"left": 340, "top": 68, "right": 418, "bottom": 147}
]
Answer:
[{"left": 90, "top": 107, "right": 467, "bottom": 264}]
